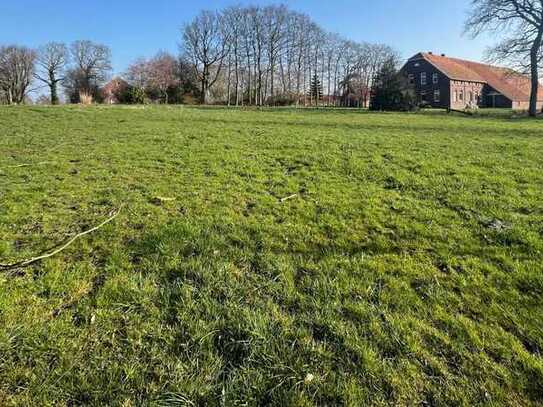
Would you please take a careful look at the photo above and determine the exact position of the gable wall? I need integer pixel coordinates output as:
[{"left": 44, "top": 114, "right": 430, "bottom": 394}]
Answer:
[
  {"left": 402, "top": 57, "right": 450, "bottom": 108},
  {"left": 450, "top": 80, "right": 485, "bottom": 109}
]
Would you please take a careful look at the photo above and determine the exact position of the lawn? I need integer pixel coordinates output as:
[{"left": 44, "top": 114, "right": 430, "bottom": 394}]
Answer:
[{"left": 0, "top": 106, "right": 542, "bottom": 406}]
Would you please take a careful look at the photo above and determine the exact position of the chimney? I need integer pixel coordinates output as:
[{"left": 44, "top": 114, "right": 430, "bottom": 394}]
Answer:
[
  {"left": 429, "top": 52, "right": 433, "bottom": 55},
  {"left": 441, "top": 53, "right": 446, "bottom": 57}
]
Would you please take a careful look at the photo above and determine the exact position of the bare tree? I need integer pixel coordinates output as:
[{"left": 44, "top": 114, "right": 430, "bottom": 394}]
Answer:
[
  {"left": 68, "top": 40, "right": 112, "bottom": 101},
  {"left": 466, "top": 0, "right": 543, "bottom": 117},
  {"left": 0, "top": 45, "right": 36, "bottom": 104},
  {"left": 248, "top": 6, "right": 266, "bottom": 105},
  {"left": 147, "top": 52, "right": 179, "bottom": 103},
  {"left": 125, "top": 57, "right": 151, "bottom": 90},
  {"left": 177, "top": 55, "right": 200, "bottom": 97},
  {"left": 35, "top": 42, "right": 68, "bottom": 104},
  {"left": 263, "top": 5, "right": 288, "bottom": 103},
  {"left": 224, "top": 6, "right": 245, "bottom": 105},
  {"left": 179, "top": 4, "right": 397, "bottom": 107},
  {"left": 182, "top": 10, "right": 230, "bottom": 104}
]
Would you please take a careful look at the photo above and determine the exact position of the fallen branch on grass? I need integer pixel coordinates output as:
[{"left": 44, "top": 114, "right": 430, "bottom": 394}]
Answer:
[
  {"left": 0, "top": 206, "right": 124, "bottom": 272},
  {"left": 7, "top": 161, "right": 57, "bottom": 168},
  {"left": 280, "top": 194, "right": 298, "bottom": 203}
]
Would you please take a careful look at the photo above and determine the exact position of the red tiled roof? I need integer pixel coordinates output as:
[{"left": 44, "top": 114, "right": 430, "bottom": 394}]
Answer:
[
  {"left": 102, "top": 78, "right": 129, "bottom": 95},
  {"left": 412, "top": 52, "right": 543, "bottom": 102}
]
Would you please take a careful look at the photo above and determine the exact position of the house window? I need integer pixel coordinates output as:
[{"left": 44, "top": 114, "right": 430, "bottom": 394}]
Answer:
[
  {"left": 408, "top": 74, "right": 415, "bottom": 85},
  {"left": 421, "top": 72, "right": 427, "bottom": 85},
  {"left": 421, "top": 91, "right": 427, "bottom": 102},
  {"left": 434, "top": 90, "right": 440, "bottom": 102},
  {"left": 469, "top": 91, "right": 474, "bottom": 102},
  {"left": 433, "top": 73, "right": 439, "bottom": 84},
  {"left": 459, "top": 90, "right": 464, "bottom": 101},
  {"left": 453, "top": 90, "right": 458, "bottom": 102}
]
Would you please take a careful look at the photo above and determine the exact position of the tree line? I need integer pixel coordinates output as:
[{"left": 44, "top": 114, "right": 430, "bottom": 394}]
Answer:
[
  {"left": 181, "top": 5, "right": 398, "bottom": 106},
  {"left": 0, "top": 40, "right": 113, "bottom": 105},
  {"left": 1, "top": 1, "right": 541, "bottom": 114},
  {"left": 0, "top": 39, "right": 202, "bottom": 105},
  {"left": 0, "top": 4, "right": 398, "bottom": 107}
]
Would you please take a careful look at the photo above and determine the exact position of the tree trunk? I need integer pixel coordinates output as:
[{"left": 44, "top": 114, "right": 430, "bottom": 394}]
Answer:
[
  {"left": 234, "top": 48, "right": 239, "bottom": 106},
  {"left": 270, "top": 57, "right": 275, "bottom": 104},
  {"left": 50, "top": 83, "right": 58, "bottom": 105},
  {"left": 246, "top": 53, "right": 252, "bottom": 105},
  {"left": 200, "top": 74, "right": 207, "bottom": 104},
  {"left": 296, "top": 54, "right": 302, "bottom": 107},
  {"left": 226, "top": 54, "right": 232, "bottom": 106},
  {"left": 327, "top": 58, "right": 331, "bottom": 107},
  {"left": 333, "top": 60, "right": 339, "bottom": 107},
  {"left": 201, "top": 65, "right": 212, "bottom": 104},
  {"left": 529, "top": 32, "right": 542, "bottom": 117},
  {"left": 48, "top": 70, "right": 59, "bottom": 105}
]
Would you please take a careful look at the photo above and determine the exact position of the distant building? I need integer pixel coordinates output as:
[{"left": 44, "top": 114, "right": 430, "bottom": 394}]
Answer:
[
  {"left": 101, "top": 78, "right": 129, "bottom": 104},
  {"left": 401, "top": 52, "right": 543, "bottom": 110}
]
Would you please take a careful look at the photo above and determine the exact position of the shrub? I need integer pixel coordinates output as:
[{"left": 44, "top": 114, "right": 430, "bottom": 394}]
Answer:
[
  {"left": 370, "top": 58, "right": 417, "bottom": 112},
  {"left": 79, "top": 91, "right": 93, "bottom": 105},
  {"left": 127, "top": 87, "right": 146, "bottom": 104},
  {"left": 166, "top": 86, "right": 184, "bottom": 104},
  {"left": 267, "top": 93, "right": 297, "bottom": 106}
]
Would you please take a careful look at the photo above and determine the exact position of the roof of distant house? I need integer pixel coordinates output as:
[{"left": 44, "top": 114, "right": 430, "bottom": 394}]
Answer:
[
  {"left": 408, "top": 52, "right": 543, "bottom": 102},
  {"left": 102, "top": 77, "right": 128, "bottom": 92}
]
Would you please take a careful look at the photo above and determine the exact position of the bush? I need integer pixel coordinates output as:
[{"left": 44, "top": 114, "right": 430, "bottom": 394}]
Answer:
[
  {"left": 126, "top": 87, "right": 146, "bottom": 104},
  {"left": 79, "top": 91, "right": 94, "bottom": 105},
  {"left": 370, "top": 58, "right": 418, "bottom": 112},
  {"left": 166, "top": 86, "right": 184, "bottom": 104},
  {"left": 181, "top": 94, "right": 198, "bottom": 105},
  {"left": 418, "top": 101, "right": 431, "bottom": 109},
  {"left": 267, "top": 93, "right": 297, "bottom": 106}
]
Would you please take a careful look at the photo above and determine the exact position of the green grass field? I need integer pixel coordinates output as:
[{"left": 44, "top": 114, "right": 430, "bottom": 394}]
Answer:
[{"left": 0, "top": 106, "right": 542, "bottom": 406}]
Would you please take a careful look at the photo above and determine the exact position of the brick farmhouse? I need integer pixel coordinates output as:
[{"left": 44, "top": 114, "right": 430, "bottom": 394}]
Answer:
[
  {"left": 101, "top": 78, "right": 130, "bottom": 104},
  {"left": 402, "top": 52, "right": 543, "bottom": 111}
]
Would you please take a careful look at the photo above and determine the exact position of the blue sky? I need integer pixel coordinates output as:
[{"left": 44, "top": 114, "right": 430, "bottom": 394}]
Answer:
[{"left": 0, "top": 0, "right": 493, "bottom": 75}]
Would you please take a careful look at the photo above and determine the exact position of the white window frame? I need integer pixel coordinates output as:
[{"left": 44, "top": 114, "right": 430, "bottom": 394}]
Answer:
[
  {"left": 408, "top": 74, "right": 415, "bottom": 85},
  {"left": 433, "top": 73, "right": 439, "bottom": 84},
  {"left": 434, "top": 90, "right": 440, "bottom": 102},
  {"left": 421, "top": 72, "right": 427, "bottom": 85}
]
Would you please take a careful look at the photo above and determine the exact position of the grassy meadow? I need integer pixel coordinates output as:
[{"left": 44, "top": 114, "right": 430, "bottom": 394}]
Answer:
[{"left": 0, "top": 106, "right": 542, "bottom": 405}]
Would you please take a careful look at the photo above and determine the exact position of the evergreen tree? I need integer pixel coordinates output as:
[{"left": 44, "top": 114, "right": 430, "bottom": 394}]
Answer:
[
  {"left": 370, "top": 58, "right": 417, "bottom": 111},
  {"left": 309, "top": 73, "right": 323, "bottom": 105}
]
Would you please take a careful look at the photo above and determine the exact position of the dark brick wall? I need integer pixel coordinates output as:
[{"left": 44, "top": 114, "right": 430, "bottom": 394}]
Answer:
[{"left": 401, "top": 56, "right": 450, "bottom": 108}]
